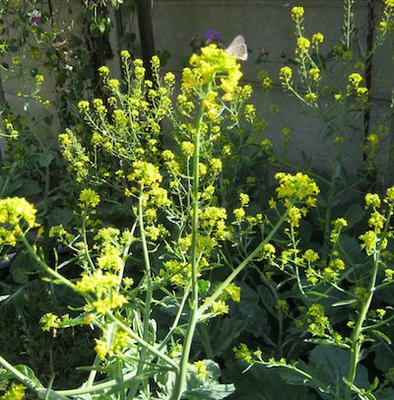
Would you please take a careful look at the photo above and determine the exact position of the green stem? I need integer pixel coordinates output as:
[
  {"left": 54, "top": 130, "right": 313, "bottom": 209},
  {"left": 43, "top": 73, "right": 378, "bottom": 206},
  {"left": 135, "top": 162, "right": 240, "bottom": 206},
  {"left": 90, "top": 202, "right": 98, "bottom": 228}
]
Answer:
[
  {"left": 171, "top": 103, "right": 205, "bottom": 400},
  {"left": 345, "top": 253, "right": 379, "bottom": 400},
  {"left": 322, "top": 160, "right": 340, "bottom": 265},
  {"left": 82, "top": 212, "right": 96, "bottom": 271},
  {"left": 0, "top": 355, "right": 42, "bottom": 392},
  {"left": 107, "top": 312, "right": 178, "bottom": 370},
  {"left": 127, "top": 189, "right": 153, "bottom": 398},
  {"left": 158, "top": 285, "right": 190, "bottom": 350},
  {"left": 20, "top": 233, "right": 76, "bottom": 291},
  {"left": 199, "top": 209, "right": 288, "bottom": 316},
  {"left": 345, "top": 204, "right": 393, "bottom": 400}
]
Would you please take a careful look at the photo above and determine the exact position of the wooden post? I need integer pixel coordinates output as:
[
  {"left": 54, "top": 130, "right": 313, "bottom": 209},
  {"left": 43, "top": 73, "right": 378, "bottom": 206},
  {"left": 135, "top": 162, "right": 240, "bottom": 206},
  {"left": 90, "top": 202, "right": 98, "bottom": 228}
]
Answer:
[{"left": 135, "top": 0, "right": 155, "bottom": 81}]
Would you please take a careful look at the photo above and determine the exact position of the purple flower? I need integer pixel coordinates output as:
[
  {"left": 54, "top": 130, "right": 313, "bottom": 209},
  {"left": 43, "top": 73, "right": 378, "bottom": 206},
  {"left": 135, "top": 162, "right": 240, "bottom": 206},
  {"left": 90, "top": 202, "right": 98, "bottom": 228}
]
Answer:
[
  {"left": 31, "top": 16, "right": 42, "bottom": 25},
  {"left": 203, "top": 28, "right": 220, "bottom": 44}
]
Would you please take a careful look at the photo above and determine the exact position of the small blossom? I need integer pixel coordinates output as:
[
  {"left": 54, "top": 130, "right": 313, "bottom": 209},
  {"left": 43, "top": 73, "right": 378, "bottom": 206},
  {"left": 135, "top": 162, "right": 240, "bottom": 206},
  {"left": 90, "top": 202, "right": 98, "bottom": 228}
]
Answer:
[
  {"left": 79, "top": 189, "right": 100, "bottom": 209},
  {"left": 291, "top": 7, "right": 305, "bottom": 19},
  {"left": 120, "top": 50, "right": 131, "bottom": 59},
  {"left": 98, "top": 65, "right": 110, "bottom": 77},
  {"left": 312, "top": 32, "right": 324, "bottom": 45}
]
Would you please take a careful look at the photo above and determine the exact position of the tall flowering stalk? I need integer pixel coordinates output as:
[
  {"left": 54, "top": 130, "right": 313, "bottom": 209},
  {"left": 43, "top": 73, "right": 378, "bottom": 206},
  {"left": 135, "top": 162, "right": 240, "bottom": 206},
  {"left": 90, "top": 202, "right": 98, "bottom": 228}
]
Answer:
[{"left": 0, "top": 45, "right": 319, "bottom": 399}]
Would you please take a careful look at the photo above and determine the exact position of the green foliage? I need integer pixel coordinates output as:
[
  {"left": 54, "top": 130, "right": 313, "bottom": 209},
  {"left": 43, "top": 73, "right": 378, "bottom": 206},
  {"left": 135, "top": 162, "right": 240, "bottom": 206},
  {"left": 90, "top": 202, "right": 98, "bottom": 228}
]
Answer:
[{"left": 0, "top": 1, "right": 394, "bottom": 400}]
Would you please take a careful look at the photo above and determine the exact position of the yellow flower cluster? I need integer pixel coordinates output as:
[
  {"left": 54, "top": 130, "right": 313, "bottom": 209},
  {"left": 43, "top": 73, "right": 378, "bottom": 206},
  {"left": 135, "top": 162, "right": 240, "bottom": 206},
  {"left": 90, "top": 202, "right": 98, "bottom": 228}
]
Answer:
[
  {"left": 330, "top": 217, "right": 348, "bottom": 243},
  {"left": 309, "top": 67, "right": 321, "bottom": 82},
  {"left": 296, "top": 37, "right": 311, "bottom": 54},
  {"left": 191, "top": 360, "right": 208, "bottom": 381},
  {"left": 303, "top": 249, "right": 319, "bottom": 263},
  {"left": 0, "top": 197, "right": 37, "bottom": 246},
  {"left": 311, "top": 32, "right": 324, "bottom": 45},
  {"left": 286, "top": 206, "right": 307, "bottom": 228},
  {"left": 307, "top": 304, "right": 329, "bottom": 336},
  {"left": 365, "top": 193, "right": 381, "bottom": 208},
  {"left": 59, "top": 129, "right": 90, "bottom": 183},
  {"left": 291, "top": 6, "right": 305, "bottom": 20},
  {"left": 199, "top": 206, "right": 229, "bottom": 239},
  {"left": 127, "top": 161, "right": 171, "bottom": 209},
  {"left": 95, "top": 329, "right": 131, "bottom": 360},
  {"left": 279, "top": 66, "right": 293, "bottom": 84},
  {"left": 233, "top": 343, "right": 253, "bottom": 363},
  {"left": 120, "top": 49, "right": 131, "bottom": 59},
  {"left": 79, "top": 188, "right": 100, "bottom": 209},
  {"left": 183, "top": 44, "right": 243, "bottom": 101},
  {"left": 128, "top": 160, "right": 162, "bottom": 188},
  {"left": 76, "top": 270, "right": 127, "bottom": 315},
  {"left": 348, "top": 72, "right": 363, "bottom": 89},
  {"left": 275, "top": 172, "right": 319, "bottom": 206},
  {"left": 359, "top": 230, "right": 378, "bottom": 255},
  {"left": 161, "top": 259, "right": 190, "bottom": 286},
  {"left": 323, "top": 256, "right": 345, "bottom": 282},
  {"left": 1, "top": 383, "right": 26, "bottom": 400}
]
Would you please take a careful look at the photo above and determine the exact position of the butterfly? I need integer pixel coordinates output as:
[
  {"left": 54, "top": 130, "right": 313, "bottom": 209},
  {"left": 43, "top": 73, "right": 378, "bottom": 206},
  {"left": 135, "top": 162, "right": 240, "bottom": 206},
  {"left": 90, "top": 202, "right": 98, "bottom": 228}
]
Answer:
[{"left": 225, "top": 35, "right": 248, "bottom": 61}]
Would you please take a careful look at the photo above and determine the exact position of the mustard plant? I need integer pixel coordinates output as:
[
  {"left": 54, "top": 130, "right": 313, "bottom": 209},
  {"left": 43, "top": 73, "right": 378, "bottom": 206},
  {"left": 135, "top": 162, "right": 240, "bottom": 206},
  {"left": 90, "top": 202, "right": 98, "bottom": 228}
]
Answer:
[{"left": 0, "top": 46, "right": 320, "bottom": 399}]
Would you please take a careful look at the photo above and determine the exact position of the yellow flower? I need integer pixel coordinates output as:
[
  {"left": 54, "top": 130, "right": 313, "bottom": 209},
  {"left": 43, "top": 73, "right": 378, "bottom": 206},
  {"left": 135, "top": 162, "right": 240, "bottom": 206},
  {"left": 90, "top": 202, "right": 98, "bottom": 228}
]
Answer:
[
  {"left": 199, "top": 163, "right": 207, "bottom": 176},
  {"left": 386, "top": 186, "right": 394, "bottom": 201},
  {"left": 78, "top": 188, "right": 100, "bottom": 209},
  {"left": 210, "top": 299, "right": 229, "bottom": 315},
  {"left": 35, "top": 74, "right": 44, "bottom": 84},
  {"left": 334, "top": 93, "right": 343, "bottom": 101},
  {"left": 297, "top": 37, "right": 311, "bottom": 53},
  {"left": 287, "top": 206, "right": 303, "bottom": 227},
  {"left": 356, "top": 87, "right": 368, "bottom": 96},
  {"left": 164, "top": 72, "right": 176, "bottom": 85},
  {"left": 151, "top": 55, "right": 161, "bottom": 69},
  {"left": 234, "top": 208, "right": 246, "bottom": 220},
  {"left": 127, "top": 161, "right": 162, "bottom": 187},
  {"left": 309, "top": 68, "right": 321, "bottom": 81},
  {"left": 365, "top": 193, "right": 381, "bottom": 208},
  {"left": 263, "top": 243, "right": 276, "bottom": 257},
  {"left": 268, "top": 198, "right": 276, "bottom": 209},
  {"left": 181, "top": 141, "right": 194, "bottom": 157},
  {"left": 359, "top": 230, "right": 377, "bottom": 255},
  {"left": 224, "top": 283, "right": 241, "bottom": 302},
  {"left": 291, "top": 6, "right": 305, "bottom": 19},
  {"left": 120, "top": 50, "right": 131, "bottom": 59},
  {"left": 0, "top": 197, "right": 37, "bottom": 228},
  {"left": 108, "top": 79, "right": 120, "bottom": 90},
  {"left": 239, "top": 193, "right": 250, "bottom": 207},
  {"left": 385, "top": 0, "right": 394, "bottom": 7},
  {"left": 1, "top": 383, "right": 26, "bottom": 400},
  {"left": 192, "top": 360, "right": 207, "bottom": 381},
  {"left": 312, "top": 32, "right": 324, "bottom": 45},
  {"left": 233, "top": 343, "right": 253, "bottom": 363},
  {"left": 348, "top": 73, "right": 363, "bottom": 88},
  {"left": 305, "top": 92, "right": 318, "bottom": 103},
  {"left": 95, "top": 339, "right": 109, "bottom": 359},
  {"left": 40, "top": 313, "right": 60, "bottom": 336},
  {"left": 98, "top": 65, "right": 110, "bottom": 77},
  {"left": 368, "top": 211, "right": 384, "bottom": 232},
  {"left": 279, "top": 66, "right": 293, "bottom": 83},
  {"left": 210, "top": 158, "right": 222, "bottom": 173},
  {"left": 77, "top": 100, "right": 90, "bottom": 112},
  {"left": 303, "top": 249, "right": 319, "bottom": 263},
  {"left": 275, "top": 172, "right": 320, "bottom": 203}
]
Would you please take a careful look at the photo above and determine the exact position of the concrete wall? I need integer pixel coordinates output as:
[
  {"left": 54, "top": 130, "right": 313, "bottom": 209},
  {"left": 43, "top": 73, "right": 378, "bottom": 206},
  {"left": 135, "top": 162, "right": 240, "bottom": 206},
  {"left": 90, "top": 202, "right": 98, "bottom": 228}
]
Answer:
[
  {"left": 2, "top": 0, "right": 393, "bottom": 181},
  {"left": 151, "top": 0, "right": 393, "bottom": 180}
]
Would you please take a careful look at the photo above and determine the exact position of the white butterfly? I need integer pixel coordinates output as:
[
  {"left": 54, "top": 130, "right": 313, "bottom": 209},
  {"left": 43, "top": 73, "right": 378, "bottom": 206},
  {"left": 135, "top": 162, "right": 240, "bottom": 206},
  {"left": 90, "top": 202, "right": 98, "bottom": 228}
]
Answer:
[{"left": 225, "top": 35, "right": 248, "bottom": 61}]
